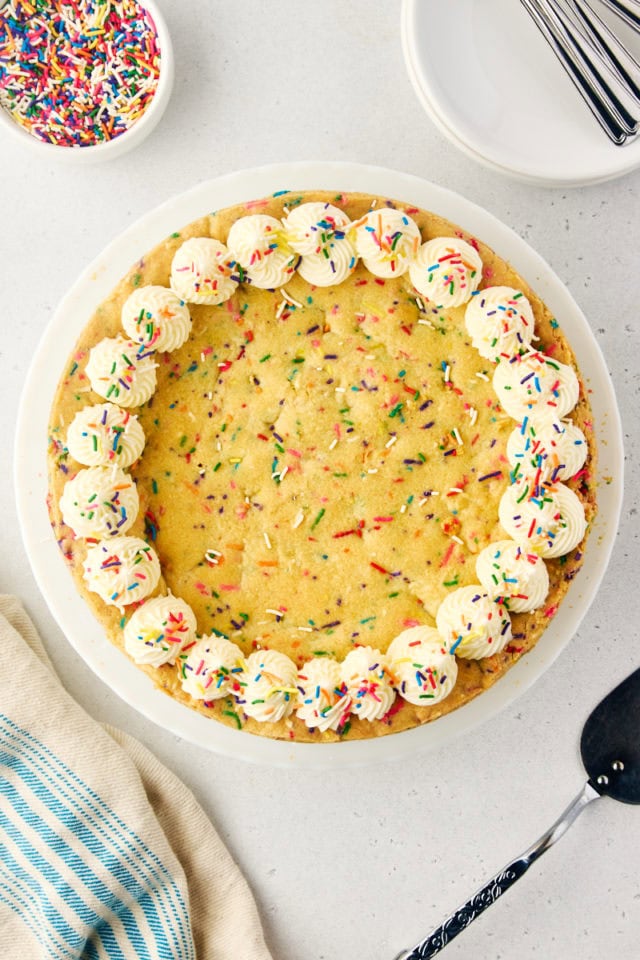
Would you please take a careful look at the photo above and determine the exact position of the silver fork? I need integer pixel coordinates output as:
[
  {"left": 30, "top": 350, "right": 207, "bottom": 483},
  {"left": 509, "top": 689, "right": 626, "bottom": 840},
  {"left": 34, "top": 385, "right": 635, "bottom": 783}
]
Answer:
[
  {"left": 563, "top": 0, "right": 640, "bottom": 106},
  {"left": 520, "top": 0, "right": 640, "bottom": 144},
  {"left": 599, "top": 0, "right": 640, "bottom": 31}
]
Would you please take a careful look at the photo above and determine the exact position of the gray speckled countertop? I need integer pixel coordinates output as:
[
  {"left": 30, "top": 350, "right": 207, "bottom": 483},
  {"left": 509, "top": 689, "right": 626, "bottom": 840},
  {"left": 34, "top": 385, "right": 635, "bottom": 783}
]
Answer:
[{"left": 3, "top": 3, "right": 639, "bottom": 958}]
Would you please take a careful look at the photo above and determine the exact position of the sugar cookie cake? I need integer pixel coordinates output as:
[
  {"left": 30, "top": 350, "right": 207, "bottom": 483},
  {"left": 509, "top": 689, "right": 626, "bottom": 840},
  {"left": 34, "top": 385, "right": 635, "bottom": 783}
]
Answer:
[{"left": 47, "top": 191, "right": 596, "bottom": 742}]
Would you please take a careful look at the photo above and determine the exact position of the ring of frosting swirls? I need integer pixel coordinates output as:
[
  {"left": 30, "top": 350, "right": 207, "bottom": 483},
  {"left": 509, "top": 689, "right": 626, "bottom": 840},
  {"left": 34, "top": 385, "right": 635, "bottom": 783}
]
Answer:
[
  {"left": 435, "top": 586, "right": 512, "bottom": 660},
  {"left": 121, "top": 286, "right": 192, "bottom": 352},
  {"left": 65, "top": 200, "right": 594, "bottom": 731},
  {"left": 235, "top": 650, "right": 298, "bottom": 723},
  {"left": 352, "top": 208, "right": 421, "bottom": 277},
  {"left": 170, "top": 237, "right": 238, "bottom": 305},
  {"left": 284, "top": 202, "right": 357, "bottom": 286},
  {"left": 493, "top": 350, "right": 579, "bottom": 424},
  {"left": 60, "top": 465, "right": 139, "bottom": 539},
  {"left": 464, "top": 285, "right": 535, "bottom": 361},
  {"left": 340, "top": 646, "right": 396, "bottom": 721},
  {"left": 498, "top": 478, "right": 587, "bottom": 559},
  {"left": 226, "top": 214, "right": 298, "bottom": 289},
  {"left": 124, "top": 594, "right": 198, "bottom": 667},
  {"left": 85, "top": 337, "right": 157, "bottom": 408},
  {"left": 180, "top": 634, "right": 244, "bottom": 701},
  {"left": 66, "top": 403, "right": 146, "bottom": 468},
  {"left": 295, "top": 657, "right": 350, "bottom": 732},
  {"left": 476, "top": 539, "right": 550, "bottom": 613},
  {"left": 82, "top": 536, "right": 161, "bottom": 611},
  {"left": 506, "top": 418, "right": 587, "bottom": 484},
  {"left": 409, "top": 237, "right": 483, "bottom": 308},
  {"left": 386, "top": 625, "right": 458, "bottom": 706}
]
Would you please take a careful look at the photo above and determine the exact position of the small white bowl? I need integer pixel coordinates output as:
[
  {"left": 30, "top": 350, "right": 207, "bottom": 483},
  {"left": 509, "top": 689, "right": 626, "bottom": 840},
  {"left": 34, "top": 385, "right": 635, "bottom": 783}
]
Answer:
[{"left": 0, "top": 0, "right": 174, "bottom": 163}]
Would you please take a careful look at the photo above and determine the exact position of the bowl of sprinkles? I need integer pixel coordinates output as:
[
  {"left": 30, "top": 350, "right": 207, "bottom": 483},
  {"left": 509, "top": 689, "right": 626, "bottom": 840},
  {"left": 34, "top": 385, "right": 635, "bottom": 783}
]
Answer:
[{"left": 0, "top": 0, "right": 173, "bottom": 160}]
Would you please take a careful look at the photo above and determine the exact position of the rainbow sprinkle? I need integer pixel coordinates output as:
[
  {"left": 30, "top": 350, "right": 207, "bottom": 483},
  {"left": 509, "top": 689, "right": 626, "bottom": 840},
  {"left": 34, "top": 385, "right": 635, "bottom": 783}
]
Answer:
[{"left": 0, "top": 0, "right": 160, "bottom": 147}]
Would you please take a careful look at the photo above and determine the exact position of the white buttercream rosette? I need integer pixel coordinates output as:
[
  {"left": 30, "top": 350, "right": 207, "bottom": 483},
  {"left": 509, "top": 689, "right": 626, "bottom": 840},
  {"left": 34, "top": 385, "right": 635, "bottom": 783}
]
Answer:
[
  {"left": 498, "top": 479, "right": 587, "bottom": 559},
  {"left": 409, "top": 237, "right": 482, "bottom": 308},
  {"left": 121, "top": 285, "right": 192, "bottom": 352},
  {"left": 124, "top": 594, "right": 197, "bottom": 667},
  {"left": 296, "top": 657, "right": 350, "bottom": 732},
  {"left": 436, "top": 586, "right": 512, "bottom": 660},
  {"left": 464, "top": 286, "right": 535, "bottom": 360},
  {"left": 66, "top": 403, "right": 145, "bottom": 468},
  {"left": 227, "top": 214, "right": 298, "bottom": 289},
  {"left": 340, "top": 646, "right": 395, "bottom": 721},
  {"left": 85, "top": 337, "right": 157, "bottom": 408},
  {"left": 284, "top": 201, "right": 357, "bottom": 286},
  {"left": 181, "top": 635, "right": 244, "bottom": 701},
  {"left": 493, "top": 350, "right": 579, "bottom": 424},
  {"left": 352, "top": 208, "right": 421, "bottom": 277},
  {"left": 60, "top": 465, "right": 139, "bottom": 539},
  {"left": 386, "top": 626, "right": 457, "bottom": 706},
  {"left": 236, "top": 650, "right": 298, "bottom": 723},
  {"left": 82, "top": 536, "right": 161, "bottom": 611},
  {"left": 170, "top": 237, "right": 238, "bottom": 305},
  {"left": 476, "top": 540, "right": 550, "bottom": 613},
  {"left": 506, "top": 418, "right": 587, "bottom": 484}
]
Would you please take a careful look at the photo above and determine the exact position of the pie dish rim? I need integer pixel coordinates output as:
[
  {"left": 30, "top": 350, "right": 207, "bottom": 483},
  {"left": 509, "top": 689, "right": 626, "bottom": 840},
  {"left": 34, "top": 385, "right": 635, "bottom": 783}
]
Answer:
[{"left": 16, "top": 161, "right": 624, "bottom": 768}]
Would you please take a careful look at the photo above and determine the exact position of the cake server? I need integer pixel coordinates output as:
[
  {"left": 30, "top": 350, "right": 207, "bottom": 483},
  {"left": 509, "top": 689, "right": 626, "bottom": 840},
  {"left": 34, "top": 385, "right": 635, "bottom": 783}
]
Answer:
[{"left": 392, "top": 666, "right": 640, "bottom": 959}]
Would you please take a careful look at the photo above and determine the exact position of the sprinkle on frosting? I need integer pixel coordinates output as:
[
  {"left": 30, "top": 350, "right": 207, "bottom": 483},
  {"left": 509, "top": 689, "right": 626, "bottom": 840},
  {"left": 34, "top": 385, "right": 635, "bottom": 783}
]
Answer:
[
  {"left": 498, "top": 478, "right": 587, "bottom": 559},
  {"left": 352, "top": 208, "right": 421, "bottom": 277},
  {"left": 296, "top": 658, "right": 350, "bottom": 732},
  {"left": 180, "top": 635, "right": 244, "bottom": 701},
  {"left": 506, "top": 418, "right": 587, "bottom": 484},
  {"left": 284, "top": 202, "right": 357, "bottom": 286},
  {"left": 66, "top": 402, "right": 145, "bottom": 467},
  {"left": 465, "top": 286, "right": 535, "bottom": 361},
  {"left": 170, "top": 238, "right": 238, "bottom": 305},
  {"left": 226, "top": 215, "right": 298, "bottom": 289},
  {"left": 409, "top": 237, "right": 482, "bottom": 308},
  {"left": 493, "top": 350, "right": 579, "bottom": 424},
  {"left": 386, "top": 626, "right": 457, "bottom": 706},
  {"left": 435, "top": 586, "right": 512, "bottom": 660},
  {"left": 236, "top": 650, "right": 298, "bottom": 723},
  {"left": 121, "top": 286, "right": 192, "bottom": 352},
  {"left": 340, "top": 646, "right": 396, "bottom": 721},
  {"left": 476, "top": 539, "right": 550, "bottom": 613},
  {"left": 82, "top": 535, "right": 160, "bottom": 611},
  {"left": 85, "top": 337, "right": 157, "bottom": 408},
  {"left": 124, "top": 594, "right": 197, "bottom": 667},
  {"left": 60, "top": 465, "right": 139, "bottom": 539}
]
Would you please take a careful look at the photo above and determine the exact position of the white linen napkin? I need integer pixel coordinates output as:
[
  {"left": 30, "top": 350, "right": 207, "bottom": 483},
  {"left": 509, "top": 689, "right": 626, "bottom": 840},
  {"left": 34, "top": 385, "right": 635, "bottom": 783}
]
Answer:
[{"left": 0, "top": 595, "right": 274, "bottom": 960}]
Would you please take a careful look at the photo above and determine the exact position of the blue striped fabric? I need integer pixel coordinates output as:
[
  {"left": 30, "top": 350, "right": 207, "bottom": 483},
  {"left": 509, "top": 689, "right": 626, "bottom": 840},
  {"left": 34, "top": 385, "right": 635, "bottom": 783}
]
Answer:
[{"left": 0, "top": 713, "right": 195, "bottom": 960}]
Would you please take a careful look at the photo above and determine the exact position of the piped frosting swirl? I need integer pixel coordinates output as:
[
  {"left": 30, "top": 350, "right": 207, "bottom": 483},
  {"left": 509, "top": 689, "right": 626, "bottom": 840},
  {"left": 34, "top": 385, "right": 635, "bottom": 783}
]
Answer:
[
  {"left": 66, "top": 403, "right": 145, "bottom": 468},
  {"left": 85, "top": 337, "right": 157, "bottom": 408},
  {"left": 60, "top": 465, "right": 139, "bottom": 539},
  {"left": 124, "top": 594, "right": 197, "bottom": 667},
  {"left": 82, "top": 536, "right": 160, "bottom": 611}
]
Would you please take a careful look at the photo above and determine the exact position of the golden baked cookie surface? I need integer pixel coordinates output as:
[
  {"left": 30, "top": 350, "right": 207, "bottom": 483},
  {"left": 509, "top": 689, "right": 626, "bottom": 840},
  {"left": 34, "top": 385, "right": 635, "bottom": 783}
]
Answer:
[{"left": 47, "top": 191, "right": 596, "bottom": 742}]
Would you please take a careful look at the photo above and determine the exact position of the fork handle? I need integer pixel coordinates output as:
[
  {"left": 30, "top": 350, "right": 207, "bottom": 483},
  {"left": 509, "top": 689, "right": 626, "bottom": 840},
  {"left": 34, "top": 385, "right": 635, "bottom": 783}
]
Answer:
[
  {"left": 521, "top": 0, "right": 629, "bottom": 143},
  {"left": 598, "top": 0, "right": 640, "bottom": 31},
  {"left": 393, "top": 782, "right": 600, "bottom": 960}
]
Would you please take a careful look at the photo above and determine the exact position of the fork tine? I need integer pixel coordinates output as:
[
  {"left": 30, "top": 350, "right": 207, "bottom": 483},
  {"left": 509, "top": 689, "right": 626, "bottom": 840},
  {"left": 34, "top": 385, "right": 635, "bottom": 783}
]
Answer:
[{"left": 520, "top": 0, "right": 628, "bottom": 143}]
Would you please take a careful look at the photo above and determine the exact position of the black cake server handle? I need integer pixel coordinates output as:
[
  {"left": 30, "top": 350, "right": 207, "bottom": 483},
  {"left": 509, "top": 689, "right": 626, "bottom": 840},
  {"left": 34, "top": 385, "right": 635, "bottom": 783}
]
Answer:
[{"left": 392, "top": 782, "right": 600, "bottom": 960}]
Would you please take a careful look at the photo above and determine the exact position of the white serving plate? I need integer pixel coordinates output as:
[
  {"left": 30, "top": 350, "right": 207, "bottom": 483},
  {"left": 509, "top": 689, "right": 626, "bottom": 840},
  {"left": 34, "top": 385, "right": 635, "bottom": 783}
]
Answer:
[
  {"left": 15, "top": 162, "right": 624, "bottom": 768},
  {"left": 402, "top": 0, "right": 640, "bottom": 187}
]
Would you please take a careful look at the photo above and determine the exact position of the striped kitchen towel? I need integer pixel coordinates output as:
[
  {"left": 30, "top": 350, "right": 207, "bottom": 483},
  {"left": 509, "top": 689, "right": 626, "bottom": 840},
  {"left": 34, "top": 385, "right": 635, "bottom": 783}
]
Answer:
[{"left": 0, "top": 596, "right": 273, "bottom": 960}]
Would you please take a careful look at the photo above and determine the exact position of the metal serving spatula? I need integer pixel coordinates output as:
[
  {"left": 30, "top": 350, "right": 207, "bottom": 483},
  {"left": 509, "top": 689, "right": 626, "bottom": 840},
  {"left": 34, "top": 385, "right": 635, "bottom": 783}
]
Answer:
[{"left": 393, "top": 667, "right": 640, "bottom": 960}]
